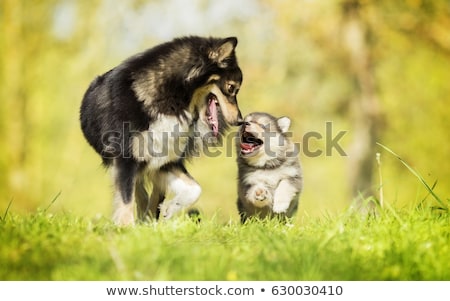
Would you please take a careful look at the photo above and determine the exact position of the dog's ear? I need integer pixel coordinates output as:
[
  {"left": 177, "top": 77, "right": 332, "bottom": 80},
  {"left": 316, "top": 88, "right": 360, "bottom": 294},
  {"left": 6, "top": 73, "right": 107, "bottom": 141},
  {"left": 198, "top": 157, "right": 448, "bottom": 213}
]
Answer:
[
  {"left": 209, "top": 37, "right": 238, "bottom": 66},
  {"left": 277, "top": 116, "right": 291, "bottom": 133},
  {"left": 185, "top": 65, "right": 203, "bottom": 83}
]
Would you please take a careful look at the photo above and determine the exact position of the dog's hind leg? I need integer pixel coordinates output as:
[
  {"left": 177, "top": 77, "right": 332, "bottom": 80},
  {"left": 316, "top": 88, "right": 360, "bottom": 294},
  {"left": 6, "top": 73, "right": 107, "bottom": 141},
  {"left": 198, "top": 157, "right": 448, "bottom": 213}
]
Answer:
[
  {"left": 111, "top": 158, "right": 139, "bottom": 226},
  {"left": 159, "top": 164, "right": 201, "bottom": 220},
  {"left": 147, "top": 172, "right": 167, "bottom": 220},
  {"left": 135, "top": 170, "right": 168, "bottom": 221},
  {"left": 135, "top": 173, "right": 150, "bottom": 222}
]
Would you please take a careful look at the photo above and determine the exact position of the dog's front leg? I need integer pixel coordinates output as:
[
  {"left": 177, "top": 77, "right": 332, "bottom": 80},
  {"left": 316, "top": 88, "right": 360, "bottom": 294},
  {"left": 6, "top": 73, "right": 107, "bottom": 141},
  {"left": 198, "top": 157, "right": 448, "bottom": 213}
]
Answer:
[
  {"left": 272, "top": 179, "right": 298, "bottom": 214},
  {"left": 159, "top": 167, "right": 201, "bottom": 220},
  {"left": 111, "top": 158, "right": 139, "bottom": 226}
]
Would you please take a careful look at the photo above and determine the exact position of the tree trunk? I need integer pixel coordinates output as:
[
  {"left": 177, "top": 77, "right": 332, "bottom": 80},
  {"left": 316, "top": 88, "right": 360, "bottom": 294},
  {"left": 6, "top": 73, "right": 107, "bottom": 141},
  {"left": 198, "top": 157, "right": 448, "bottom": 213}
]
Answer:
[
  {"left": 1, "top": 0, "right": 28, "bottom": 195},
  {"left": 341, "top": 0, "right": 383, "bottom": 211}
]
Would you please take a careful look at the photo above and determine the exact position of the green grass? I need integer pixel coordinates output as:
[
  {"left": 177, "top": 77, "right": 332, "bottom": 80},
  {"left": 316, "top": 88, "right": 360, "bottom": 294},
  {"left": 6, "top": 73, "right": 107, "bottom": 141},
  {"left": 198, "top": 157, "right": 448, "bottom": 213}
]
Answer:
[
  {"left": 2, "top": 145, "right": 449, "bottom": 280},
  {"left": 1, "top": 205, "right": 449, "bottom": 280}
]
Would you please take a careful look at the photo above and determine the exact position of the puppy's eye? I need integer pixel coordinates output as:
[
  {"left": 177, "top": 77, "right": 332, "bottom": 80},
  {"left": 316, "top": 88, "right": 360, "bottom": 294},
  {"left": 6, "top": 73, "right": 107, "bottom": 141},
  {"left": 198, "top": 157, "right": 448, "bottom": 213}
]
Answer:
[
  {"left": 227, "top": 84, "right": 235, "bottom": 94},
  {"left": 260, "top": 123, "right": 269, "bottom": 130}
]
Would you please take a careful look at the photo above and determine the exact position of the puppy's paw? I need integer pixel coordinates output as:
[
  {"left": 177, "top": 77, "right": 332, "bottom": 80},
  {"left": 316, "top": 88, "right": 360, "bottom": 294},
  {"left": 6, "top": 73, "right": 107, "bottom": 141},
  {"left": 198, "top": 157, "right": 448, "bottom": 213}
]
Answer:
[
  {"left": 272, "top": 201, "right": 290, "bottom": 213},
  {"left": 255, "top": 187, "right": 268, "bottom": 200},
  {"left": 247, "top": 185, "right": 272, "bottom": 208}
]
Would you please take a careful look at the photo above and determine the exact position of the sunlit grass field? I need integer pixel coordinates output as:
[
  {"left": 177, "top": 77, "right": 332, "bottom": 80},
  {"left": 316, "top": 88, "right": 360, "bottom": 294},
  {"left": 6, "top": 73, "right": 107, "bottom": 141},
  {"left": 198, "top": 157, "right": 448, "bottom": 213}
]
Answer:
[
  {"left": 2, "top": 144, "right": 449, "bottom": 281},
  {"left": 1, "top": 200, "right": 448, "bottom": 280}
]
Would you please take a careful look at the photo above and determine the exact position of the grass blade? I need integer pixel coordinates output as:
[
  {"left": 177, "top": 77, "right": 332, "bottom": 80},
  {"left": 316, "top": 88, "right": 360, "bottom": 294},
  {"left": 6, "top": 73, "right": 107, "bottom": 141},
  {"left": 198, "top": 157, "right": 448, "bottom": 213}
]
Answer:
[
  {"left": 1, "top": 199, "right": 13, "bottom": 222},
  {"left": 44, "top": 191, "right": 62, "bottom": 213},
  {"left": 377, "top": 143, "right": 446, "bottom": 209}
]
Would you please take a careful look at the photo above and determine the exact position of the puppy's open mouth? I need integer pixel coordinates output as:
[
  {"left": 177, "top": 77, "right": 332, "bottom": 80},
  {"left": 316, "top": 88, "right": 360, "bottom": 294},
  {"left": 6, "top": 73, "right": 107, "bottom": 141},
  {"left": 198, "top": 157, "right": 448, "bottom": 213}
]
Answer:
[
  {"left": 206, "top": 93, "right": 219, "bottom": 137},
  {"left": 240, "top": 131, "right": 263, "bottom": 155}
]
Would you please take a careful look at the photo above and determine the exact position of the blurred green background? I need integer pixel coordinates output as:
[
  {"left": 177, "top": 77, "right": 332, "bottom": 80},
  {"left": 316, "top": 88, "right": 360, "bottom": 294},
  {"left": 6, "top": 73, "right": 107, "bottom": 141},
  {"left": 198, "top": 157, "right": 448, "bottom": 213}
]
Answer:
[{"left": 1, "top": 0, "right": 449, "bottom": 222}]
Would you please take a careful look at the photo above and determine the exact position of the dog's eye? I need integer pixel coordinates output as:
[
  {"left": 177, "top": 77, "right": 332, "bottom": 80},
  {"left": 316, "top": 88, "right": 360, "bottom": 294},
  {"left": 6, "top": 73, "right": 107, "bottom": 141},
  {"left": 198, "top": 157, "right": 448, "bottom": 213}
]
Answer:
[{"left": 227, "top": 84, "right": 235, "bottom": 94}]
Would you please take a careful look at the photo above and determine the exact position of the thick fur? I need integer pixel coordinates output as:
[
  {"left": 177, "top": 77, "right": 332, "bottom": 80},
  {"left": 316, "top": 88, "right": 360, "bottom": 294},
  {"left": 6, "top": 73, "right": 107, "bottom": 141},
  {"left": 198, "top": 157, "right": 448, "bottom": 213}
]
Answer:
[
  {"left": 80, "top": 36, "right": 243, "bottom": 225},
  {"left": 236, "top": 112, "right": 303, "bottom": 223}
]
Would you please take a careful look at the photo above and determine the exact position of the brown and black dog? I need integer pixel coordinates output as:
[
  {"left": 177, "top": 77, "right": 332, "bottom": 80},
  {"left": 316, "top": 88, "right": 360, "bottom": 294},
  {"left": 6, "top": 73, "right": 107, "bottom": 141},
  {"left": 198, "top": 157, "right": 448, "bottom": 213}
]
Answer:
[{"left": 80, "top": 36, "right": 243, "bottom": 225}]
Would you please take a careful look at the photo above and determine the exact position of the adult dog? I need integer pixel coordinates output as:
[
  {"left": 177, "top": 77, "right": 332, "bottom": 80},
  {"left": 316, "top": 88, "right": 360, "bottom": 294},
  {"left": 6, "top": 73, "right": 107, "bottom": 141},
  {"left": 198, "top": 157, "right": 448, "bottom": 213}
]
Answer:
[{"left": 80, "top": 36, "right": 243, "bottom": 225}]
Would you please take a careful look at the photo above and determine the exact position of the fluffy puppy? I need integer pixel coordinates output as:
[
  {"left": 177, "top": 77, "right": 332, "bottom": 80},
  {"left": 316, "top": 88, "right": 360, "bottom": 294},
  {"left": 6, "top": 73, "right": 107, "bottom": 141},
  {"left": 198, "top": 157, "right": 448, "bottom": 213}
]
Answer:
[{"left": 236, "top": 112, "right": 303, "bottom": 223}]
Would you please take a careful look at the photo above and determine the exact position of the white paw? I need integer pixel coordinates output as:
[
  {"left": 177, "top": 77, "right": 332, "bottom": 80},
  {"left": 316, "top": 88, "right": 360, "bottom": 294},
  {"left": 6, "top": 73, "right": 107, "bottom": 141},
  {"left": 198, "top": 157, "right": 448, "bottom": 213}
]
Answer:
[
  {"left": 112, "top": 207, "right": 135, "bottom": 226},
  {"left": 272, "top": 201, "right": 290, "bottom": 213},
  {"left": 247, "top": 186, "right": 272, "bottom": 208},
  {"left": 159, "top": 202, "right": 181, "bottom": 220}
]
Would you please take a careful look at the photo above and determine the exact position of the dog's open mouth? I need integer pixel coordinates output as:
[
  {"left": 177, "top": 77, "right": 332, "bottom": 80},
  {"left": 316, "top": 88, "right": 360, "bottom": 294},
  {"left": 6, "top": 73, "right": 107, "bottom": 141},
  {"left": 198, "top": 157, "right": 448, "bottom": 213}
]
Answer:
[
  {"left": 240, "top": 131, "right": 263, "bottom": 155},
  {"left": 206, "top": 93, "right": 219, "bottom": 137}
]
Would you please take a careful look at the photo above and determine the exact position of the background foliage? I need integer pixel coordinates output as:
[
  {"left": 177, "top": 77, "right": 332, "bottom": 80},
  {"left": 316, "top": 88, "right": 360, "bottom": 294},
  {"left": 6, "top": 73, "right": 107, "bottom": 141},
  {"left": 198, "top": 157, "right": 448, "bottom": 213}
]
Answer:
[{"left": 1, "top": 0, "right": 449, "bottom": 221}]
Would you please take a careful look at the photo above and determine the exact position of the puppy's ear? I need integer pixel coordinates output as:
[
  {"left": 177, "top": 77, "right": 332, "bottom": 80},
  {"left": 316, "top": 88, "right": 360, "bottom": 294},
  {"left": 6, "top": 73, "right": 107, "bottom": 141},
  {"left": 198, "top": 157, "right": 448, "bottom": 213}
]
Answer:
[
  {"left": 277, "top": 117, "right": 291, "bottom": 133},
  {"left": 209, "top": 37, "right": 238, "bottom": 66}
]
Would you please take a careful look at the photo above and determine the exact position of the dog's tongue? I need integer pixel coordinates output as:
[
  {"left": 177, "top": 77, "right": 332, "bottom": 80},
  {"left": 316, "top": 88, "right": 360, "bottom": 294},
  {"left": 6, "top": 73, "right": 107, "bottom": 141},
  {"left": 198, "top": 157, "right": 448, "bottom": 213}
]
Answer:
[
  {"left": 240, "top": 143, "right": 254, "bottom": 151},
  {"left": 207, "top": 98, "right": 219, "bottom": 137}
]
